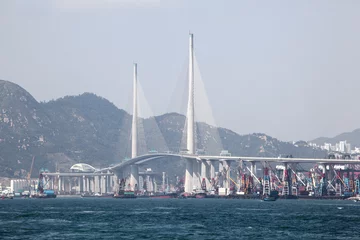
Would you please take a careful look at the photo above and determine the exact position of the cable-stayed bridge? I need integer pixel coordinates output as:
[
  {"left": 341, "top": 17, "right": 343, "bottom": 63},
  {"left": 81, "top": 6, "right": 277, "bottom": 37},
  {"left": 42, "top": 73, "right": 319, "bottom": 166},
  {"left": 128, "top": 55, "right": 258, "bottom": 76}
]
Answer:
[{"left": 43, "top": 33, "right": 360, "bottom": 196}]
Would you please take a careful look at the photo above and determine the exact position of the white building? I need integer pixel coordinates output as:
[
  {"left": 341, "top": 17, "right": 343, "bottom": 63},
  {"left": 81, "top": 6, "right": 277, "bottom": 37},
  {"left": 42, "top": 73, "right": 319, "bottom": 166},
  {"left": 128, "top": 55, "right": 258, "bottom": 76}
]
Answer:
[
  {"left": 324, "top": 143, "right": 332, "bottom": 151},
  {"left": 339, "top": 141, "right": 346, "bottom": 152},
  {"left": 10, "top": 179, "right": 29, "bottom": 193},
  {"left": 346, "top": 143, "right": 351, "bottom": 153}
]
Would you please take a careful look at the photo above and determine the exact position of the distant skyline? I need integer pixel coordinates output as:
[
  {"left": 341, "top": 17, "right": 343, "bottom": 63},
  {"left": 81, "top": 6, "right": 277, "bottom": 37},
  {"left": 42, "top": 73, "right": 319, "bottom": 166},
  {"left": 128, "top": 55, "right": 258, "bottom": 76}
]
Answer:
[{"left": 1, "top": 0, "right": 360, "bottom": 141}]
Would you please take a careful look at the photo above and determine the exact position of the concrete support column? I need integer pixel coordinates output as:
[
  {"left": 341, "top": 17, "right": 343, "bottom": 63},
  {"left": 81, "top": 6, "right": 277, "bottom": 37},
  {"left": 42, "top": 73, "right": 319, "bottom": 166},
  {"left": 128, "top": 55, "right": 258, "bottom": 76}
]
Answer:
[
  {"left": 58, "top": 176, "right": 61, "bottom": 194},
  {"left": 250, "top": 162, "right": 256, "bottom": 176},
  {"left": 201, "top": 160, "right": 210, "bottom": 190},
  {"left": 114, "top": 173, "right": 120, "bottom": 193},
  {"left": 162, "top": 172, "right": 166, "bottom": 192},
  {"left": 88, "top": 178, "right": 91, "bottom": 193},
  {"left": 99, "top": 176, "right": 103, "bottom": 194},
  {"left": 102, "top": 175, "right": 106, "bottom": 194},
  {"left": 112, "top": 174, "right": 117, "bottom": 192},
  {"left": 82, "top": 176, "right": 86, "bottom": 193},
  {"left": 219, "top": 161, "right": 224, "bottom": 187},
  {"left": 89, "top": 178, "right": 93, "bottom": 193},
  {"left": 192, "top": 160, "right": 201, "bottom": 190},
  {"left": 69, "top": 178, "right": 72, "bottom": 194},
  {"left": 107, "top": 171, "right": 111, "bottom": 192},
  {"left": 148, "top": 176, "right": 153, "bottom": 193},
  {"left": 219, "top": 161, "right": 224, "bottom": 173},
  {"left": 184, "top": 158, "right": 194, "bottom": 193},
  {"left": 223, "top": 160, "right": 231, "bottom": 190},
  {"left": 130, "top": 165, "right": 139, "bottom": 191},
  {"left": 94, "top": 176, "right": 99, "bottom": 193},
  {"left": 85, "top": 177, "right": 88, "bottom": 192},
  {"left": 209, "top": 160, "right": 216, "bottom": 179}
]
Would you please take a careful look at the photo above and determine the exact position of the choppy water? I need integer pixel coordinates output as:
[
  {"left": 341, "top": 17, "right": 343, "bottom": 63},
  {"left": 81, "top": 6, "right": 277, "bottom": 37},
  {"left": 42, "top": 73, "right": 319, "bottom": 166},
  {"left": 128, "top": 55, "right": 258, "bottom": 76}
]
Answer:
[{"left": 0, "top": 198, "right": 359, "bottom": 239}]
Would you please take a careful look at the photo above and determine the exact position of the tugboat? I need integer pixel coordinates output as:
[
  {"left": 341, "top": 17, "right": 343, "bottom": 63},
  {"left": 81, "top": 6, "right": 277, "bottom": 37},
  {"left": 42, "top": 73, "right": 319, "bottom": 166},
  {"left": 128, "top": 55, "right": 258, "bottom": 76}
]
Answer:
[
  {"left": 263, "top": 190, "right": 279, "bottom": 201},
  {"left": 113, "top": 179, "right": 137, "bottom": 199}
]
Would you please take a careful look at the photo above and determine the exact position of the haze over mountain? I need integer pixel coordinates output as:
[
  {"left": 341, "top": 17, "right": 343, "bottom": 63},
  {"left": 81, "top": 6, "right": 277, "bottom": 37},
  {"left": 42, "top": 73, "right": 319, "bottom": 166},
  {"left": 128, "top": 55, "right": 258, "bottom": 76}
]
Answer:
[
  {"left": 311, "top": 129, "right": 360, "bottom": 148},
  {"left": 0, "top": 80, "right": 327, "bottom": 177}
]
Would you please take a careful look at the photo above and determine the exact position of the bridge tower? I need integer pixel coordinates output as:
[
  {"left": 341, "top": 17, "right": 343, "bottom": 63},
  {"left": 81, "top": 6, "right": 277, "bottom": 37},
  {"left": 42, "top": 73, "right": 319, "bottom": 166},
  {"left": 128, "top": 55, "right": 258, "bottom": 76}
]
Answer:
[
  {"left": 184, "top": 33, "right": 196, "bottom": 193},
  {"left": 132, "top": 63, "right": 138, "bottom": 158},
  {"left": 130, "top": 63, "right": 139, "bottom": 191},
  {"left": 186, "top": 33, "right": 195, "bottom": 155}
]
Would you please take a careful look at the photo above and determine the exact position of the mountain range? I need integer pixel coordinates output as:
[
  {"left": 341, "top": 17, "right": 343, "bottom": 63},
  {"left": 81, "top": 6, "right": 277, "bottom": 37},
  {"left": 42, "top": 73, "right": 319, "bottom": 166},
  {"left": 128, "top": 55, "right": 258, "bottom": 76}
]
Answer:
[
  {"left": 0, "top": 80, "right": 329, "bottom": 177},
  {"left": 311, "top": 129, "right": 360, "bottom": 148}
]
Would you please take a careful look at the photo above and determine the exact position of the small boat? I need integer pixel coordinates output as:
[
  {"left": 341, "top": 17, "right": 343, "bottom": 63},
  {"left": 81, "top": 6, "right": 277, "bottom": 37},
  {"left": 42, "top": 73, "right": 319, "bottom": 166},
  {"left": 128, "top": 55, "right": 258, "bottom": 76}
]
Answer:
[
  {"left": 263, "top": 196, "right": 277, "bottom": 201},
  {"left": 263, "top": 190, "right": 279, "bottom": 202}
]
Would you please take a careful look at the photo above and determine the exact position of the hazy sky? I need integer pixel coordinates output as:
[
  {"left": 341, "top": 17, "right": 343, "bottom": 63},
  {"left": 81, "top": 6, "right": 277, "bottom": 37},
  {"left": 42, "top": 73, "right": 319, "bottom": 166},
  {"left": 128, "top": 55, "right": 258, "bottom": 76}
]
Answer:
[{"left": 1, "top": 0, "right": 360, "bottom": 141}]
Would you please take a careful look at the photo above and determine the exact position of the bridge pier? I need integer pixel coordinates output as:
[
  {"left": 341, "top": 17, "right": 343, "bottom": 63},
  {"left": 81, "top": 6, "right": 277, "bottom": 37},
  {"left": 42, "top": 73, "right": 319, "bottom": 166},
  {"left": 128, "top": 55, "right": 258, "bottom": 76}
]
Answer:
[
  {"left": 193, "top": 160, "right": 201, "bottom": 190},
  {"left": 223, "top": 160, "right": 231, "bottom": 190},
  {"left": 102, "top": 175, "right": 106, "bottom": 194},
  {"left": 130, "top": 165, "right": 139, "bottom": 191},
  {"left": 185, "top": 158, "right": 194, "bottom": 193},
  {"left": 201, "top": 160, "right": 210, "bottom": 191},
  {"left": 90, "top": 177, "right": 95, "bottom": 193},
  {"left": 208, "top": 160, "right": 216, "bottom": 181},
  {"left": 94, "top": 176, "right": 100, "bottom": 194},
  {"left": 82, "top": 176, "right": 86, "bottom": 193},
  {"left": 58, "top": 176, "right": 62, "bottom": 193},
  {"left": 218, "top": 161, "right": 224, "bottom": 187}
]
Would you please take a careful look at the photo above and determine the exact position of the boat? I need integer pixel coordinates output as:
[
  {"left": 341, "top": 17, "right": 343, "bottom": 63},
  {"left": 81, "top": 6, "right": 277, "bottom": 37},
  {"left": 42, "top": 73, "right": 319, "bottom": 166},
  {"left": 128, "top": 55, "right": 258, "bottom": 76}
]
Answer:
[
  {"left": 194, "top": 189, "right": 207, "bottom": 198},
  {"left": 263, "top": 190, "right": 279, "bottom": 202},
  {"left": 194, "top": 180, "right": 208, "bottom": 198},
  {"left": 81, "top": 192, "right": 114, "bottom": 198},
  {"left": 1, "top": 194, "right": 14, "bottom": 200},
  {"left": 81, "top": 192, "right": 94, "bottom": 198},
  {"left": 263, "top": 196, "right": 277, "bottom": 201},
  {"left": 279, "top": 195, "right": 298, "bottom": 200},
  {"left": 148, "top": 193, "right": 178, "bottom": 199},
  {"left": 31, "top": 173, "right": 57, "bottom": 198},
  {"left": 195, "top": 193, "right": 207, "bottom": 198},
  {"left": 178, "top": 192, "right": 195, "bottom": 198},
  {"left": 31, "top": 190, "right": 57, "bottom": 198},
  {"left": 114, "top": 178, "right": 137, "bottom": 199},
  {"left": 113, "top": 190, "right": 137, "bottom": 199}
]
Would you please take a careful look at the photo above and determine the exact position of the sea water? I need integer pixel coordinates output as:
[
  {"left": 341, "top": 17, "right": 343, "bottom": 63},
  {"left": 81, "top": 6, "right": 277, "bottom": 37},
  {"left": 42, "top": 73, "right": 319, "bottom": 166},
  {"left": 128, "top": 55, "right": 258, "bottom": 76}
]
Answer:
[{"left": 0, "top": 198, "right": 359, "bottom": 239}]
